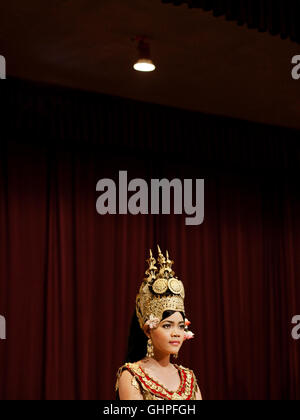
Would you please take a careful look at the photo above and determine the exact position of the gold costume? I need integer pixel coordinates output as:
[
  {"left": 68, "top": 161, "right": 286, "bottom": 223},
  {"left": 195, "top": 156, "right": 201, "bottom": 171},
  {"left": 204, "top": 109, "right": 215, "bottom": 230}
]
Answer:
[{"left": 115, "top": 362, "right": 199, "bottom": 400}]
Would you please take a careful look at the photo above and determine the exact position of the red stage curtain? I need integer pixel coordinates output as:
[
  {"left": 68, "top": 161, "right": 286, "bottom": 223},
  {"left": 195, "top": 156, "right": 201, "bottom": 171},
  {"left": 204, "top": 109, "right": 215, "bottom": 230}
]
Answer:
[{"left": 0, "top": 80, "right": 299, "bottom": 399}]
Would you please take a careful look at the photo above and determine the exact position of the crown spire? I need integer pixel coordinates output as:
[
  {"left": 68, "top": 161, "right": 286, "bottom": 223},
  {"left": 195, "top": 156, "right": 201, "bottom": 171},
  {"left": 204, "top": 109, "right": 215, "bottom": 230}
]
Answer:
[
  {"left": 165, "top": 250, "right": 175, "bottom": 276},
  {"left": 136, "top": 247, "right": 185, "bottom": 329},
  {"left": 145, "top": 248, "right": 157, "bottom": 282},
  {"left": 157, "top": 244, "right": 166, "bottom": 267}
]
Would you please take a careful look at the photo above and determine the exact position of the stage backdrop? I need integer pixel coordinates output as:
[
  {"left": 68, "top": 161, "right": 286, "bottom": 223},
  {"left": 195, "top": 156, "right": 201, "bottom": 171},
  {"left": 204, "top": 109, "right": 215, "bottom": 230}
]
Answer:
[{"left": 0, "top": 79, "right": 299, "bottom": 399}]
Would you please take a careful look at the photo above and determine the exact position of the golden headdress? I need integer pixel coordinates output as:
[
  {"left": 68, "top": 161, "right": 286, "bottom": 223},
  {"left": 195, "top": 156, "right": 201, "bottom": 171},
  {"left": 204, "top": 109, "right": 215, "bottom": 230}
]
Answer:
[{"left": 136, "top": 245, "right": 185, "bottom": 329}]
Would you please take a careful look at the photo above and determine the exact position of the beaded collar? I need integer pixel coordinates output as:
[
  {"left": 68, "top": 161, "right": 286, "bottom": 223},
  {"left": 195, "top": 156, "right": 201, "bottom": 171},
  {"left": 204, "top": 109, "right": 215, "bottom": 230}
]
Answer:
[{"left": 124, "top": 362, "right": 195, "bottom": 400}]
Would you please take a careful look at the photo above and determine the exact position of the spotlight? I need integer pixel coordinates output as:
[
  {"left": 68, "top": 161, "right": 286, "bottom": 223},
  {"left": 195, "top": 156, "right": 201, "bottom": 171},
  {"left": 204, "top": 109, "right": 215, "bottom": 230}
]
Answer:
[{"left": 133, "top": 37, "right": 156, "bottom": 72}]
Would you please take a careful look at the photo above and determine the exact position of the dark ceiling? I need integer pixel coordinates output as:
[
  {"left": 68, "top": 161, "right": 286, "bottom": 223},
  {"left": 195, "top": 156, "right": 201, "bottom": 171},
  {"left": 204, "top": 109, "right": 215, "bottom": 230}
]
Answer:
[
  {"left": 1, "top": 0, "right": 300, "bottom": 129},
  {"left": 163, "top": 0, "right": 300, "bottom": 44}
]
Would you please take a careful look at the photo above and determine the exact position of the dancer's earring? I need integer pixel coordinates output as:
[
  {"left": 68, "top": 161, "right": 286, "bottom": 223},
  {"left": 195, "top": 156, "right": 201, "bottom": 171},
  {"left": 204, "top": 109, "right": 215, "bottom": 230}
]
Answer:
[{"left": 146, "top": 338, "right": 154, "bottom": 358}]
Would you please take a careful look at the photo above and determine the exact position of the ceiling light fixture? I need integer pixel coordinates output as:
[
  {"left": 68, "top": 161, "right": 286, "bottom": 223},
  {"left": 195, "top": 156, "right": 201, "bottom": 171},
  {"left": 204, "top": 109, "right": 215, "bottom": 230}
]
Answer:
[{"left": 133, "top": 37, "right": 156, "bottom": 72}]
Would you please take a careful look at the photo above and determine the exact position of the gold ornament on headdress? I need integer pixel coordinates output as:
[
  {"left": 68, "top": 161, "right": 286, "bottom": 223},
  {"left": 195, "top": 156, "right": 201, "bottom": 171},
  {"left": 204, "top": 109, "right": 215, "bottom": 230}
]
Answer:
[{"left": 136, "top": 245, "right": 185, "bottom": 329}]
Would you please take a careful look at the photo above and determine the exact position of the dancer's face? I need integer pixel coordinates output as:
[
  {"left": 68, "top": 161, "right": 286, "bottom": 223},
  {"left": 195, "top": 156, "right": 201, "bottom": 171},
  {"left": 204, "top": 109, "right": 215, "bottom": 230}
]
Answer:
[{"left": 148, "top": 312, "right": 185, "bottom": 356}]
